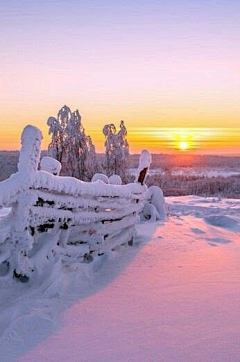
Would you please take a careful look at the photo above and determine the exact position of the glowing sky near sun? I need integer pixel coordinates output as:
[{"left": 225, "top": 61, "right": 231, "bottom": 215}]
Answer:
[{"left": 0, "top": 0, "right": 240, "bottom": 154}]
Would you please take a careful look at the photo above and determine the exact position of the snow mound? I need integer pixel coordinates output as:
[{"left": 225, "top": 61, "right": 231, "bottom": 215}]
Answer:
[
  {"left": 205, "top": 237, "right": 231, "bottom": 244},
  {"left": 91, "top": 173, "right": 109, "bottom": 184},
  {"left": 191, "top": 227, "right": 205, "bottom": 234},
  {"left": 109, "top": 175, "right": 122, "bottom": 185},
  {"left": 142, "top": 204, "right": 159, "bottom": 222},
  {"left": 138, "top": 150, "right": 152, "bottom": 169},
  {"left": 40, "top": 156, "right": 61, "bottom": 176},
  {"left": 146, "top": 186, "right": 166, "bottom": 220},
  {"left": 204, "top": 215, "right": 240, "bottom": 231}
]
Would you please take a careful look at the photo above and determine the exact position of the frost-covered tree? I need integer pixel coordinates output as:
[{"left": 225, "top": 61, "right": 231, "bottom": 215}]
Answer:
[
  {"left": 47, "top": 116, "right": 63, "bottom": 160},
  {"left": 47, "top": 106, "right": 98, "bottom": 180},
  {"left": 103, "top": 120, "right": 129, "bottom": 181}
]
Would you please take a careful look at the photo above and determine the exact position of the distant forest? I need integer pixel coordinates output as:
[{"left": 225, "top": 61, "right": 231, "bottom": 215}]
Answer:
[
  {"left": 1, "top": 151, "right": 240, "bottom": 198},
  {"left": 129, "top": 153, "right": 240, "bottom": 170}
]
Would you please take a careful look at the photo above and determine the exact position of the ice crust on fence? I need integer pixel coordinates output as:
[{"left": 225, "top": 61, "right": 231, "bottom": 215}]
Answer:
[{"left": 34, "top": 171, "right": 144, "bottom": 198}]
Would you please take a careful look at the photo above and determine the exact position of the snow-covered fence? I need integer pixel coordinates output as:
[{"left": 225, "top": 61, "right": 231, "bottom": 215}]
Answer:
[{"left": 0, "top": 126, "right": 151, "bottom": 281}]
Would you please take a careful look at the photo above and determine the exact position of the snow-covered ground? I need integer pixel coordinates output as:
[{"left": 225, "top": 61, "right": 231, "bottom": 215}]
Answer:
[{"left": 1, "top": 196, "right": 240, "bottom": 362}]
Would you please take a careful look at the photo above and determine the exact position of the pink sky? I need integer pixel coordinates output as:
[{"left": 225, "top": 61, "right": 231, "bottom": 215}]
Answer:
[{"left": 1, "top": 1, "right": 240, "bottom": 154}]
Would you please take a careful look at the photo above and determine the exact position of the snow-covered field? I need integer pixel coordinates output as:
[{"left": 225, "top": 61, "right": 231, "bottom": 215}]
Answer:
[
  {"left": 1, "top": 196, "right": 240, "bottom": 362},
  {"left": 130, "top": 167, "right": 240, "bottom": 178}
]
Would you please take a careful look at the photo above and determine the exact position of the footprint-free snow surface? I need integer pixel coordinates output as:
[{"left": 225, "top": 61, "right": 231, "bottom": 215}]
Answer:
[{"left": 1, "top": 196, "right": 240, "bottom": 362}]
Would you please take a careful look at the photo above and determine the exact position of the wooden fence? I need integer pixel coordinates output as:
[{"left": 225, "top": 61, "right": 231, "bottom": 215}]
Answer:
[{"left": 0, "top": 125, "right": 150, "bottom": 281}]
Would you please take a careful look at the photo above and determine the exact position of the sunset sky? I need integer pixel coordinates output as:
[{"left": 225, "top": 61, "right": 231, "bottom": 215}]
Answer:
[{"left": 1, "top": 0, "right": 240, "bottom": 154}]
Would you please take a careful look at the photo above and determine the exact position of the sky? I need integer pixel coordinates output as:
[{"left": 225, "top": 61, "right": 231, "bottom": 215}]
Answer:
[{"left": 0, "top": 0, "right": 240, "bottom": 154}]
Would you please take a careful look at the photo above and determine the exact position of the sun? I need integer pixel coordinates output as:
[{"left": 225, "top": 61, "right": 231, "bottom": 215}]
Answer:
[
  {"left": 153, "top": 128, "right": 198, "bottom": 152},
  {"left": 179, "top": 141, "right": 189, "bottom": 151}
]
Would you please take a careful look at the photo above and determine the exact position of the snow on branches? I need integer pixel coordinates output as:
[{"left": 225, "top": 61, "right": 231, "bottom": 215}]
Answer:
[
  {"left": 47, "top": 106, "right": 98, "bottom": 181},
  {"left": 103, "top": 121, "right": 129, "bottom": 182}
]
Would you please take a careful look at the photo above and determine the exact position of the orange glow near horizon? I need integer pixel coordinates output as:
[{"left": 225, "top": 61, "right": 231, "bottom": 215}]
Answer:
[
  {"left": 126, "top": 127, "right": 240, "bottom": 155},
  {"left": 2, "top": 120, "right": 240, "bottom": 156}
]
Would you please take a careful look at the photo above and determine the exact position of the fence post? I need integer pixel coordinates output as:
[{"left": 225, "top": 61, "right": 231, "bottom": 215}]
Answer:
[
  {"left": 11, "top": 126, "right": 43, "bottom": 280},
  {"left": 17, "top": 125, "right": 42, "bottom": 173},
  {"left": 136, "top": 150, "right": 152, "bottom": 185}
]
